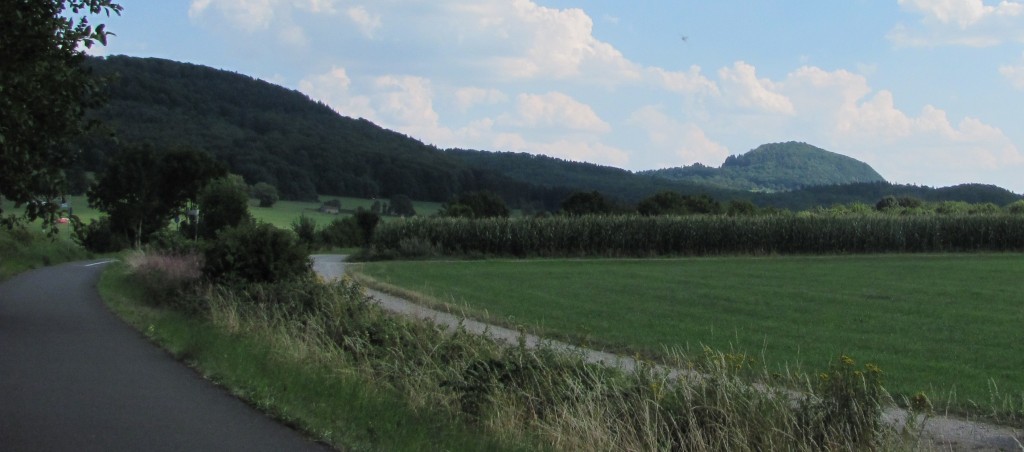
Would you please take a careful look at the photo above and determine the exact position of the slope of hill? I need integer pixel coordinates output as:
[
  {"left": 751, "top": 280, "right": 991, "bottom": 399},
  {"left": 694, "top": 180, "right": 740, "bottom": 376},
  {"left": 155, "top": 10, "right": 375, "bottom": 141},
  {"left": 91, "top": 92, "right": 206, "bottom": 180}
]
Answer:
[
  {"left": 642, "top": 142, "right": 886, "bottom": 192},
  {"left": 81, "top": 56, "right": 1020, "bottom": 210},
  {"left": 82, "top": 56, "right": 534, "bottom": 203}
]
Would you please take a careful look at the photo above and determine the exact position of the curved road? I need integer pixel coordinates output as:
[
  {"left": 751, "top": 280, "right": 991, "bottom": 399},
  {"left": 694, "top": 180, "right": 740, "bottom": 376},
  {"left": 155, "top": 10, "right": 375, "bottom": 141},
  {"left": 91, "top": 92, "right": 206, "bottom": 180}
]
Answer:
[{"left": 0, "top": 260, "right": 330, "bottom": 452}]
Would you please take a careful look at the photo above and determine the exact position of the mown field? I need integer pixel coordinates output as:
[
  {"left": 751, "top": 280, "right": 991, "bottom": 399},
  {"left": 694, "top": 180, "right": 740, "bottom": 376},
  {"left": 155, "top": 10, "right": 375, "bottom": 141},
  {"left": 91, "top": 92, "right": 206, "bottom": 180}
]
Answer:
[{"left": 352, "top": 254, "right": 1024, "bottom": 417}]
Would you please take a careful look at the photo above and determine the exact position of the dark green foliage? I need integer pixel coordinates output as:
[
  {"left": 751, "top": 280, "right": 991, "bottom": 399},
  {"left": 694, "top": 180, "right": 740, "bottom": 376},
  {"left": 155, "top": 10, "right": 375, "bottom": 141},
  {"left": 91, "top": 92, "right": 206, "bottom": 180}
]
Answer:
[
  {"left": 638, "top": 192, "right": 722, "bottom": 216},
  {"left": 320, "top": 217, "right": 363, "bottom": 248},
  {"left": 875, "top": 195, "right": 922, "bottom": 211},
  {"left": 72, "top": 216, "right": 129, "bottom": 252},
  {"left": 560, "top": 191, "right": 615, "bottom": 216},
  {"left": 251, "top": 182, "right": 279, "bottom": 208},
  {"left": 354, "top": 210, "right": 381, "bottom": 245},
  {"left": 197, "top": 175, "right": 251, "bottom": 239},
  {"left": 291, "top": 215, "right": 318, "bottom": 247},
  {"left": 726, "top": 199, "right": 758, "bottom": 216},
  {"left": 440, "top": 191, "right": 509, "bottom": 218},
  {"left": 372, "top": 214, "right": 1024, "bottom": 258},
  {"left": 645, "top": 142, "right": 886, "bottom": 192},
  {"left": 1008, "top": 200, "right": 1024, "bottom": 214},
  {"left": 202, "top": 222, "right": 312, "bottom": 284},
  {"left": 322, "top": 199, "right": 342, "bottom": 209},
  {"left": 800, "top": 357, "right": 885, "bottom": 448},
  {"left": 388, "top": 194, "right": 416, "bottom": 217},
  {"left": 88, "top": 145, "right": 226, "bottom": 247},
  {"left": 0, "top": 0, "right": 121, "bottom": 225}
]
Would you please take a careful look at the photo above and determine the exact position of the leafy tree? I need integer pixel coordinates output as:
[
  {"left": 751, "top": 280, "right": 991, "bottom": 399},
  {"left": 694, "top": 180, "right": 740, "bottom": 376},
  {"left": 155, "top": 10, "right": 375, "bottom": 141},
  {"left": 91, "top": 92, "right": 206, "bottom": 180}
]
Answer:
[
  {"left": 291, "top": 215, "right": 318, "bottom": 247},
  {"left": 1, "top": 0, "right": 122, "bottom": 226},
  {"left": 88, "top": 145, "right": 224, "bottom": 247},
  {"left": 1007, "top": 200, "right": 1024, "bottom": 215},
  {"left": 198, "top": 175, "right": 251, "bottom": 239},
  {"left": 354, "top": 209, "right": 380, "bottom": 245},
  {"left": 561, "top": 191, "right": 614, "bottom": 216},
  {"left": 440, "top": 191, "right": 509, "bottom": 218},
  {"left": 203, "top": 222, "right": 311, "bottom": 284},
  {"left": 726, "top": 199, "right": 758, "bottom": 216},
  {"left": 251, "top": 182, "right": 279, "bottom": 208},
  {"left": 388, "top": 194, "right": 416, "bottom": 217},
  {"left": 637, "top": 191, "right": 688, "bottom": 216}
]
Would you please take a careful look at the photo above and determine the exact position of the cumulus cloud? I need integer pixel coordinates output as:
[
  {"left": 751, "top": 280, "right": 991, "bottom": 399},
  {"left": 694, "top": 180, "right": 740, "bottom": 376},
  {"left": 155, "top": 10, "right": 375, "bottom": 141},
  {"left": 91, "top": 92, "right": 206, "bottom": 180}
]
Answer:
[
  {"left": 890, "top": 0, "right": 1024, "bottom": 47},
  {"left": 454, "top": 87, "right": 509, "bottom": 111},
  {"left": 647, "top": 66, "right": 720, "bottom": 96},
  {"left": 493, "top": 133, "right": 631, "bottom": 167},
  {"left": 898, "top": 0, "right": 1023, "bottom": 28},
  {"left": 717, "top": 61, "right": 795, "bottom": 114},
  {"left": 298, "top": 67, "right": 375, "bottom": 120},
  {"left": 475, "top": 0, "right": 641, "bottom": 82},
  {"left": 188, "top": 0, "right": 276, "bottom": 31},
  {"left": 999, "top": 53, "right": 1024, "bottom": 88},
  {"left": 628, "top": 106, "right": 730, "bottom": 167},
  {"left": 347, "top": 6, "right": 382, "bottom": 38},
  {"left": 507, "top": 92, "right": 611, "bottom": 133}
]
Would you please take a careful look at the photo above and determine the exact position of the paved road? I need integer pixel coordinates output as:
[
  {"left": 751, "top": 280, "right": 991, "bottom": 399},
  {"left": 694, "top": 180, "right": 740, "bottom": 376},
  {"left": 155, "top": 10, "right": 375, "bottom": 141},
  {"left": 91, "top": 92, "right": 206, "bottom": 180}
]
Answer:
[{"left": 0, "top": 260, "right": 331, "bottom": 452}]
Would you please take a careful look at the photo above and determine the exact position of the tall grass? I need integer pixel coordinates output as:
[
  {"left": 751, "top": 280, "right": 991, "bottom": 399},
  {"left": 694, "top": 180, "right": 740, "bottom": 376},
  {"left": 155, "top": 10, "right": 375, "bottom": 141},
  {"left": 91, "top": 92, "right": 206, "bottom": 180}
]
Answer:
[
  {"left": 0, "top": 226, "right": 90, "bottom": 279},
  {"left": 370, "top": 214, "right": 1024, "bottom": 258},
  {"left": 117, "top": 251, "right": 920, "bottom": 450}
]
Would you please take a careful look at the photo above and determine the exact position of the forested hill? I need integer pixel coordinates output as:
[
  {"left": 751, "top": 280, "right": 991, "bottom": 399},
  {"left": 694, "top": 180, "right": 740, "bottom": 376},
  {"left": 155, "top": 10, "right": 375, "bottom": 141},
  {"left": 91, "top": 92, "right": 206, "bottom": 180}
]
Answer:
[
  {"left": 642, "top": 142, "right": 886, "bottom": 192},
  {"left": 82, "top": 55, "right": 560, "bottom": 204},
  {"left": 81, "top": 55, "right": 1020, "bottom": 210}
]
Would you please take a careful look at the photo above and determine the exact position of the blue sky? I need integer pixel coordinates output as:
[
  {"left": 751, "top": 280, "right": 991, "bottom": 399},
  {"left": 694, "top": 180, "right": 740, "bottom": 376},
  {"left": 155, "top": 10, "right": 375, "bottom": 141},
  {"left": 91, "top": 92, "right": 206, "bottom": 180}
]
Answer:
[{"left": 88, "top": 1, "right": 1024, "bottom": 193}]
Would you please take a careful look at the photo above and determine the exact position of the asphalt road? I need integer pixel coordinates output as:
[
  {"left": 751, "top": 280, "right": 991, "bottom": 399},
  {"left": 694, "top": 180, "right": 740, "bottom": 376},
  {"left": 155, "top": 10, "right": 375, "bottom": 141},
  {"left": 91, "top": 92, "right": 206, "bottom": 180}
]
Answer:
[{"left": 0, "top": 260, "right": 331, "bottom": 452}]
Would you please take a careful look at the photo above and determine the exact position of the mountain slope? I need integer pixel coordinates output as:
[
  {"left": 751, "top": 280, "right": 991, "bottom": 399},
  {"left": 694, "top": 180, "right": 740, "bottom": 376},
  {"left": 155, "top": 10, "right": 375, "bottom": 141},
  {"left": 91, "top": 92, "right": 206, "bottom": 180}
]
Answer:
[{"left": 643, "top": 142, "right": 886, "bottom": 191}]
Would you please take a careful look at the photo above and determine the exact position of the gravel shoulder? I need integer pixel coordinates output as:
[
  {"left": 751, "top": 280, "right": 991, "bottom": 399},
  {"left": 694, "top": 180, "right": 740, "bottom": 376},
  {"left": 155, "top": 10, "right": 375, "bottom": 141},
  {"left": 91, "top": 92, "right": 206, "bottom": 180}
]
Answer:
[{"left": 313, "top": 254, "right": 1023, "bottom": 451}]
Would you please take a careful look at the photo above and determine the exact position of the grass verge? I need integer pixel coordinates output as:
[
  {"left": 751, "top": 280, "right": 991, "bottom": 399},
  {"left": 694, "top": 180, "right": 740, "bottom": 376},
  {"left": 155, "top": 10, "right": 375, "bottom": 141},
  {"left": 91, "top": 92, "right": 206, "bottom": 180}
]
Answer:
[
  {"left": 0, "top": 226, "right": 91, "bottom": 280},
  {"left": 98, "top": 261, "right": 520, "bottom": 451}
]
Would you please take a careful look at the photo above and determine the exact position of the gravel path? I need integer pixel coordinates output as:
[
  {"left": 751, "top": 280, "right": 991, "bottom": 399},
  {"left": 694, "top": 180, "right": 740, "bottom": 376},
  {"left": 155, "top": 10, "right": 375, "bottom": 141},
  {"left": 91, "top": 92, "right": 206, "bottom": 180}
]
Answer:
[{"left": 312, "top": 254, "right": 1023, "bottom": 451}]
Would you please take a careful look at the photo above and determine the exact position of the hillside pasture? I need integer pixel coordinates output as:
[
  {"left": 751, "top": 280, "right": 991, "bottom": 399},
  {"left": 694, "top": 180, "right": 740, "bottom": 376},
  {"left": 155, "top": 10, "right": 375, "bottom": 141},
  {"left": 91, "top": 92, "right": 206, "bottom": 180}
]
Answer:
[{"left": 352, "top": 254, "right": 1024, "bottom": 419}]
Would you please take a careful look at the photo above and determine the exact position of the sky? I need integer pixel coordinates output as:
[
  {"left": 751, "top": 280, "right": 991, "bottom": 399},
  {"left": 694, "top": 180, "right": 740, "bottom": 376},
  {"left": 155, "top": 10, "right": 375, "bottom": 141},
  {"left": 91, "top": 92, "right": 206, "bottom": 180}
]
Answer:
[{"left": 84, "top": 0, "right": 1024, "bottom": 193}]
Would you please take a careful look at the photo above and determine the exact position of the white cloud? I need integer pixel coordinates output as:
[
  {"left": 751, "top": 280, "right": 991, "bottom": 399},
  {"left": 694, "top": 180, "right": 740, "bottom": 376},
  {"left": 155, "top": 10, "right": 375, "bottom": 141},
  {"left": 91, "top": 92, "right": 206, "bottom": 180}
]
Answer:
[
  {"left": 188, "top": 0, "right": 275, "bottom": 31},
  {"left": 454, "top": 87, "right": 508, "bottom": 111},
  {"left": 890, "top": 0, "right": 1024, "bottom": 47},
  {"left": 999, "top": 53, "right": 1024, "bottom": 88},
  {"left": 717, "top": 61, "right": 795, "bottom": 114},
  {"left": 507, "top": 92, "right": 611, "bottom": 133},
  {"left": 475, "top": 0, "right": 641, "bottom": 82},
  {"left": 629, "top": 106, "right": 730, "bottom": 167},
  {"left": 347, "top": 6, "right": 382, "bottom": 38},
  {"left": 647, "top": 66, "right": 719, "bottom": 96},
  {"left": 898, "top": 0, "right": 1023, "bottom": 28},
  {"left": 298, "top": 67, "right": 375, "bottom": 120}
]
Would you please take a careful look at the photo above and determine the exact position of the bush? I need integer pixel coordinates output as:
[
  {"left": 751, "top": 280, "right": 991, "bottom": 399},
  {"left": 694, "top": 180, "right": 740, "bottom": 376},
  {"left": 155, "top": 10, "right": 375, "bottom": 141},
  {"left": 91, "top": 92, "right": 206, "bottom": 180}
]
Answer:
[
  {"left": 320, "top": 216, "right": 362, "bottom": 248},
  {"left": 199, "top": 175, "right": 252, "bottom": 239},
  {"left": 354, "top": 209, "right": 380, "bottom": 245},
  {"left": 126, "top": 251, "right": 204, "bottom": 311},
  {"left": 1009, "top": 200, "right": 1024, "bottom": 215},
  {"left": 72, "top": 217, "right": 130, "bottom": 253},
  {"left": 291, "top": 215, "right": 319, "bottom": 248},
  {"left": 251, "top": 182, "right": 279, "bottom": 208},
  {"left": 203, "top": 222, "right": 312, "bottom": 284}
]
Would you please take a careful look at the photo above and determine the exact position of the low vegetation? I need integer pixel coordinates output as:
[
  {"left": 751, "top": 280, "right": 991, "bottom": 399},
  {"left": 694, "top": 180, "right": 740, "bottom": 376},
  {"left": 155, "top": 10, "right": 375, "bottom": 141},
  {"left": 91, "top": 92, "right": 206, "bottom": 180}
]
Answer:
[
  {"left": 0, "top": 226, "right": 90, "bottom": 280},
  {"left": 351, "top": 256, "right": 1024, "bottom": 422},
  {"left": 369, "top": 213, "right": 1024, "bottom": 259},
  {"left": 105, "top": 250, "right": 923, "bottom": 451}
]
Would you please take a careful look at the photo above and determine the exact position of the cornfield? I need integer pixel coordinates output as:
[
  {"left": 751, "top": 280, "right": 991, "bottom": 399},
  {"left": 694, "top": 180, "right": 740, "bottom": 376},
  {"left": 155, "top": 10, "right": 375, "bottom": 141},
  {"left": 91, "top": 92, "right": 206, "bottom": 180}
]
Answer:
[{"left": 372, "top": 214, "right": 1024, "bottom": 257}]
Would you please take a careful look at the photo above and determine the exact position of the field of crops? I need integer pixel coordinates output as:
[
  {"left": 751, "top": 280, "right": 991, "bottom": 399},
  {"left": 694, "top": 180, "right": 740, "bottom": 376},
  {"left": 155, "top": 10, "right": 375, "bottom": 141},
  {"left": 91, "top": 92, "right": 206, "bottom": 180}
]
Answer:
[
  {"left": 352, "top": 254, "right": 1024, "bottom": 418},
  {"left": 372, "top": 214, "right": 1024, "bottom": 257}
]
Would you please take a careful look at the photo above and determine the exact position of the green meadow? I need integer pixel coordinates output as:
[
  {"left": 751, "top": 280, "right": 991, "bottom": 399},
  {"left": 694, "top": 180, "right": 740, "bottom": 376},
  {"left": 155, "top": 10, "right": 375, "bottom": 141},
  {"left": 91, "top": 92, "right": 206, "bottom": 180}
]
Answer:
[
  {"left": 353, "top": 254, "right": 1024, "bottom": 417},
  {"left": 4, "top": 195, "right": 443, "bottom": 231}
]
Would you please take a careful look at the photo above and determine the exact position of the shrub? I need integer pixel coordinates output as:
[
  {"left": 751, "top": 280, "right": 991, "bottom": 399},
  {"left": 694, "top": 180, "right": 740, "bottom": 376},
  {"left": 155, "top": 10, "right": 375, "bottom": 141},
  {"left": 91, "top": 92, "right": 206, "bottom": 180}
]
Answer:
[
  {"left": 125, "top": 251, "right": 204, "bottom": 311},
  {"left": 72, "top": 217, "right": 129, "bottom": 253},
  {"left": 1009, "top": 200, "right": 1024, "bottom": 215},
  {"left": 354, "top": 209, "right": 380, "bottom": 245},
  {"left": 198, "top": 175, "right": 252, "bottom": 239},
  {"left": 320, "top": 216, "right": 362, "bottom": 248},
  {"left": 251, "top": 182, "right": 279, "bottom": 208},
  {"left": 291, "top": 215, "right": 319, "bottom": 248},
  {"left": 203, "top": 222, "right": 312, "bottom": 284}
]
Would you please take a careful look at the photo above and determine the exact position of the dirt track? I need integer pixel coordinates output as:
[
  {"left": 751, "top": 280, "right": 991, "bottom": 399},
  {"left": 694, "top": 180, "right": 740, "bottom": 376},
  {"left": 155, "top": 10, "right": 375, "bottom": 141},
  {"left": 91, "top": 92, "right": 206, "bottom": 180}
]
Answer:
[{"left": 312, "top": 254, "right": 1023, "bottom": 451}]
